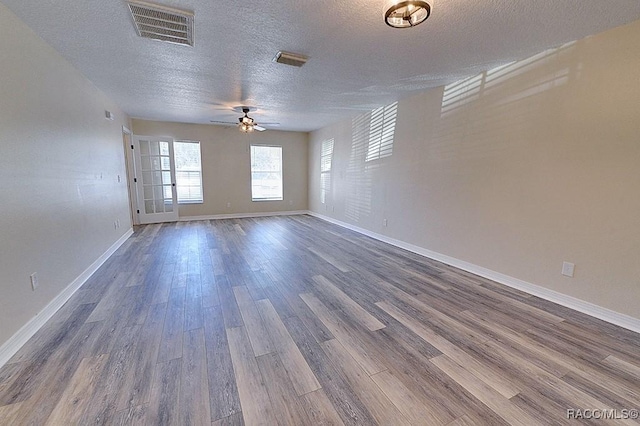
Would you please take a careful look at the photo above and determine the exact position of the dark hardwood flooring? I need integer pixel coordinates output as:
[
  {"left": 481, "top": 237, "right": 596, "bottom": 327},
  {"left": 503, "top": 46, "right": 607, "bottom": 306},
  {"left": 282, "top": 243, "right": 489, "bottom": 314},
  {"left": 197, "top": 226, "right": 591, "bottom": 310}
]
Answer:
[{"left": 0, "top": 215, "right": 638, "bottom": 425}]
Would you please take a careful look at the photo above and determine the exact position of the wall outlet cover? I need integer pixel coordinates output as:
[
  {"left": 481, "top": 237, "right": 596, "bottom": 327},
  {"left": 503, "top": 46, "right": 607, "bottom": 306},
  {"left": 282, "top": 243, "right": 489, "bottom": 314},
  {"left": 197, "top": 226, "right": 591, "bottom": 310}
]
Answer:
[
  {"left": 30, "top": 273, "right": 39, "bottom": 291},
  {"left": 562, "top": 261, "right": 575, "bottom": 277}
]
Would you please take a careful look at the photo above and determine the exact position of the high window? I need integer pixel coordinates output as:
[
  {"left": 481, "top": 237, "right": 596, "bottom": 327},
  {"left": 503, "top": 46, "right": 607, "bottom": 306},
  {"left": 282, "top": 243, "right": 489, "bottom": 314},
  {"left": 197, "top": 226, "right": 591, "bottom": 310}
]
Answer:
[
  {"left": 173, "top": 140, "right": 203, "bottom": 203},
  {"left": 250, "top": 145, "right": 283, "bottom": 201}
]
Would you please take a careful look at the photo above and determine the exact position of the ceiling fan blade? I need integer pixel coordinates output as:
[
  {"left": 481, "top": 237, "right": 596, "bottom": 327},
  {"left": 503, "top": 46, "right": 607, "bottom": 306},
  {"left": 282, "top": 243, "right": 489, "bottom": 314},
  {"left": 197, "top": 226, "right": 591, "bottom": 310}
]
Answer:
[
  {"left": 210, "top": 120, "right": 236, "bottom": 125},
  {"left": 254, "top": 125, "right": 266, "bottom": 132}
]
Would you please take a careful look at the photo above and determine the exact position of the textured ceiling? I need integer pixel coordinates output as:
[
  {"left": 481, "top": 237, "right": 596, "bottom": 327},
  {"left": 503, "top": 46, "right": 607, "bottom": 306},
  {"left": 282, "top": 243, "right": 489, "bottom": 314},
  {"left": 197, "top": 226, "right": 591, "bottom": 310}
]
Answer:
[{"left": 2, "top": 0, "right": 640, "bottom": 132}]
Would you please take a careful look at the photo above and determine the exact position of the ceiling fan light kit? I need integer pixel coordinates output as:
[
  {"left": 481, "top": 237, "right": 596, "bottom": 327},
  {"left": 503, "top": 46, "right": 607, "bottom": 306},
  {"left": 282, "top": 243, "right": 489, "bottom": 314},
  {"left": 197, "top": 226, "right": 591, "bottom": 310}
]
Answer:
[
  {"left": 384, "top": 0, "right": 432, "bottom": 28},
  {"left": 210, "top": 106, "right": 272, "bottom": 132},
  {"left": 237, "top": 107, "right": 265, "bottom": 133},
  {"left": 240, "top": 123, "right": 254, "bottom": 133}
]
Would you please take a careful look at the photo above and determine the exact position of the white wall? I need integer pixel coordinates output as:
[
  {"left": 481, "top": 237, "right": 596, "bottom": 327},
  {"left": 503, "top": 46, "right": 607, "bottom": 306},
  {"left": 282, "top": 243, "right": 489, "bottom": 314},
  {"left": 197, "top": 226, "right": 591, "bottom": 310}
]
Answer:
[
  {"left": 0, "top": 4, "right": 132, "bottom": 347},
  {"left": 131, "top": 120, "right": 308, "bottom": 218},
  {"left": 309, "top": 19, "right": 640, "bottom": 321}
]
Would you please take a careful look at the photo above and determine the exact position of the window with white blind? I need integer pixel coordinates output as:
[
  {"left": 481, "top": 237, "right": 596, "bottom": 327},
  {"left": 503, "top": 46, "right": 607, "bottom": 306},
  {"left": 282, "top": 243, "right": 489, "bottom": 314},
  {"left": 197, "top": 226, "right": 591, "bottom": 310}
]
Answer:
[
  {"left": 320, "top": 138, "right": 334, "bottom": 204},
  {"left": 250, "top": 145, "right": 283, "bottom": 201},
  {"left": 173, "top": 140, "right": 203, "bottom": 203},
  {"left": 366, "top": 101, "right": 398, "bottom": 162}
]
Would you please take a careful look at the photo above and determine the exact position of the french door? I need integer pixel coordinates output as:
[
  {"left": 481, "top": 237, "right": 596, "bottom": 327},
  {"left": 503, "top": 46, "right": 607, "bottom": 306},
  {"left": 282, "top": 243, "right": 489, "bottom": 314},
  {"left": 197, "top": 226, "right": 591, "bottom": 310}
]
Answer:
[{"left": 132, "top": 136, "right": 179, "bottom": 224}]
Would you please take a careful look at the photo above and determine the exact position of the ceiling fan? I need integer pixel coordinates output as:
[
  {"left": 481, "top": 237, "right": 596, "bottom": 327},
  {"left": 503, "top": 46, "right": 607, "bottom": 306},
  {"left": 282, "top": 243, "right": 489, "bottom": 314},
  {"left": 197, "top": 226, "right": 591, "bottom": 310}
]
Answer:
[{"left": 210, "top": 106, "right": 277, "bottom": 133}]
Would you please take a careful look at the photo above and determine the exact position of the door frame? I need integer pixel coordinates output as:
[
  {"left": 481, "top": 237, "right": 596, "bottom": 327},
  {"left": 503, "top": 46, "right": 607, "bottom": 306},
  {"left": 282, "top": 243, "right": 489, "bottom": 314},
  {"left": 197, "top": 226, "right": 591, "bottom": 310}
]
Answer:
[{"left": 122, "top": 126, "right": 139, "bottom": 226}]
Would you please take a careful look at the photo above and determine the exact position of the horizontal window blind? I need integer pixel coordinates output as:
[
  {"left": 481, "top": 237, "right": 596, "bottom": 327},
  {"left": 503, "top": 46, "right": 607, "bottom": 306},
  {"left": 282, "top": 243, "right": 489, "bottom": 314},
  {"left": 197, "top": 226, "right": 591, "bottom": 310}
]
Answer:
[
  {"left": 320, "top": 138, "right": 334, "bottom": 203},
  {"left": 174, "top": 140, "right": 203, "bottom": 203},
  {"left": 251, "top": 145, "right": 283, "bottom": 201}
]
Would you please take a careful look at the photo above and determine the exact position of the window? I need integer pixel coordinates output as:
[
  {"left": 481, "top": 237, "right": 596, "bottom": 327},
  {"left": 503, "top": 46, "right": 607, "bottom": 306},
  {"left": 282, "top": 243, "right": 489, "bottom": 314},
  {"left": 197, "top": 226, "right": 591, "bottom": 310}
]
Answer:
[
  {"left": 320, "top": 138, "right": 334, "bottom": 204},
  {"left": 173, "top": 140, "right": 203, "bottom": 203},
  {"left": 250, "top": 145, "right": 283, "bottom": 201}
]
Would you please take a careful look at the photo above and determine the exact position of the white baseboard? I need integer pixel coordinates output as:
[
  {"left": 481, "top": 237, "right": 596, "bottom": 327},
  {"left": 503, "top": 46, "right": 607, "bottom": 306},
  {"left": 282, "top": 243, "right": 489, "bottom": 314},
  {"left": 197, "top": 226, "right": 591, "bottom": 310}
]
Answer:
[
  {"left": 179, "top": 210, "right": 309, "bottom": 222},
  {"left": 0, "top": 228, "right": 134, "bottom": 368},
  {"left": 308, "top": 212, "right": 640, "bottom": 334}
]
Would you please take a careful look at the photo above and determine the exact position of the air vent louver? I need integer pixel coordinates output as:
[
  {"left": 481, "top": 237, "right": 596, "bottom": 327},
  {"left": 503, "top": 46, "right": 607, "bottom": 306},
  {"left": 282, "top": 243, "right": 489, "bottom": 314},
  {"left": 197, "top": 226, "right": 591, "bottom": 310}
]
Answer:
[
  {"left": 273, "top": 51, "right": 309, "bottom": 67},
  {"left": 128, "top": 1, "right": 194, "bottom": 47}
]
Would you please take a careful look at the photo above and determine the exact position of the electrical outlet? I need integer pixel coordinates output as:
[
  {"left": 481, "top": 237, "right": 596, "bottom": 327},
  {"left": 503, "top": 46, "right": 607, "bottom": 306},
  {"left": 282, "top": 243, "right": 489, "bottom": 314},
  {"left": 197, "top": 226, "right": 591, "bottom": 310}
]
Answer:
[
  {"left": 114, "top": 220, "right": 118, "bottom": 230},
  {"left": 117, "top": 174, "right": 121, "bottom": 183},
  {"left": 226, "top": 202, "right": 231, "bottom": 208},
  {"left": 383, "top": 219, "right": 388, "bottom": 227},
  {"left": 30, "top": 273, "right": 39, "bottom": 291},
  {"left": 562, "top": 261, "right": 575, "bottom": 277}
]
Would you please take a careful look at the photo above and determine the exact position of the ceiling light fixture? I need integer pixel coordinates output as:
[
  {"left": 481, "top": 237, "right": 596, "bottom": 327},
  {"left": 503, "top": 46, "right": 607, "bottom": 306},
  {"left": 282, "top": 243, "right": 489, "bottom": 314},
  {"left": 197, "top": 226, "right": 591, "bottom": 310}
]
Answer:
[
  {"left": 238, "top": 108, "right": 255, "bottom": 133},
  {"left": 384, "top": 0, "right": 432, "bottom": 28}
]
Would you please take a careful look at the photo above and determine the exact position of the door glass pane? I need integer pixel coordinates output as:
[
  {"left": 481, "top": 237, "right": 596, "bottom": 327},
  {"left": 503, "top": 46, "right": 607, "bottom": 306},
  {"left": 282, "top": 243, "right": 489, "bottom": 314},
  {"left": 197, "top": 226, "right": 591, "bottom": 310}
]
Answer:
[
  {"left": 165, "top": 202, "right": 173, "bottom": 213},
  {"left": 163, "top": 185, "right": 172, "bottom": 199},
  {"left": 151, "top": 157, "right": 161, "bottom": 170},
  {"left": 162, "top": 171, "right": 171, "bottom": 185},
  {"left": 153, "top": 171, "right": 162, "bottom": 185},
  {"left": 161, "top": 156, "right": 171, "bottom": 170},
  {"left": 141, "top": 157, "right": 151, "bottom": 171},
  {"left": 145, "top": 200, "right": 155, "bottom": 214},
  {"left": 140, "top": 140, "right": 150, "bottom": 155},
  {"left": 154, "top": 186, "right": 163, "bottom": 200},
  {"left": 155, "top": 199, "right": 165, "bottom": 213},
  {"left": 160, "top": 142, "right": 169, "bottom": 155},
  {"left": 142, "top": 171, "right": 152, "bottom": 185},
  {"left": 143, "top": 186, "right": 153, "bottom": 200},
  {"left": 150, "top": 141, "right": 160, "bottom": 156}
]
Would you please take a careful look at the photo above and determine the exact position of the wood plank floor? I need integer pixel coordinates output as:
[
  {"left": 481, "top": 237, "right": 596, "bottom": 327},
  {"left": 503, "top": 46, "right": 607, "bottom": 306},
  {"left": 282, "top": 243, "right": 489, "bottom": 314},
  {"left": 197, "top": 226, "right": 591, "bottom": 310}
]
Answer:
[{"left": 1, "top": 215, "right": 639, "bottom": 425}]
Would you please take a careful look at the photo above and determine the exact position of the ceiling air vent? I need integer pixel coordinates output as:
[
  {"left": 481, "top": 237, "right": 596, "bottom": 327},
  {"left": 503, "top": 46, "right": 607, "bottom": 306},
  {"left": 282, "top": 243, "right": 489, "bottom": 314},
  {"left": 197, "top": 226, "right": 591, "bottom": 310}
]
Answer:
[
  {"left": 273, "top": 51, "right": 308, "bottom": 67},
  {"left": 128, "top": 0, "right": 194, "bottom": 47}
]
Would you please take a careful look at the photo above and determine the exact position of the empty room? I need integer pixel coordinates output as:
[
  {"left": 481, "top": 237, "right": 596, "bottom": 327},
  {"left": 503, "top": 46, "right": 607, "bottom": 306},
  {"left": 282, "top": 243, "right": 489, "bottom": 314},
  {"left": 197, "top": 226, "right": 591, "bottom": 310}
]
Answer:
[{"left": 1, "top": 0, "right": 639, "bottom": 425}]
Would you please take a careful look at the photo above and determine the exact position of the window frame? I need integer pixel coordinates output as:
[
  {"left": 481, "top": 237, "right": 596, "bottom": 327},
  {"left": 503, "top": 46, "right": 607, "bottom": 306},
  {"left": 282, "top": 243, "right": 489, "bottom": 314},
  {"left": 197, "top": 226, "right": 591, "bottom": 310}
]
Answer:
[
  {"left": 173, "top": 140, "right": 204, "bottom": 204},
  {"left": 250, "top": 144, "right": 284, "bottom": 202}
]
